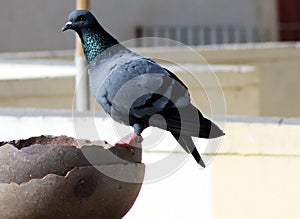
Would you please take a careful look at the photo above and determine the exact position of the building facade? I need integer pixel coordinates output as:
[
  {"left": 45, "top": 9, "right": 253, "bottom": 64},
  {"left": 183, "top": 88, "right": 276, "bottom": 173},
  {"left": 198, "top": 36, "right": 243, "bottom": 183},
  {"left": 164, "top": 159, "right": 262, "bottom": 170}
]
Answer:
[{"left": 0, "top": 0, "right": 285, "bottom": 52}]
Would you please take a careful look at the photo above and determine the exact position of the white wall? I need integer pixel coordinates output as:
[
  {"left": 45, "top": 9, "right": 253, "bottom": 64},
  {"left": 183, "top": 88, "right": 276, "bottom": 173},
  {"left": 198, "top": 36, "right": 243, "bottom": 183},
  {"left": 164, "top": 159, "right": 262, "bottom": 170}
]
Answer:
[
  {"left": 1, "top": 110, "right": 299, "bottom": 219},
  {"left": 0, "top": 0, "right": 278, "bottom": 52}
]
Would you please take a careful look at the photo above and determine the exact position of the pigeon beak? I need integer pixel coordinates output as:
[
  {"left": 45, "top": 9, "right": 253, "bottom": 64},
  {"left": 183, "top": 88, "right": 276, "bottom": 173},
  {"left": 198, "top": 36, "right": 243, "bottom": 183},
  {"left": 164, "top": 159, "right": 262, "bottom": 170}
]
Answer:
[{"left": 62, "top": 21, "right": 73, "bottom": 31}]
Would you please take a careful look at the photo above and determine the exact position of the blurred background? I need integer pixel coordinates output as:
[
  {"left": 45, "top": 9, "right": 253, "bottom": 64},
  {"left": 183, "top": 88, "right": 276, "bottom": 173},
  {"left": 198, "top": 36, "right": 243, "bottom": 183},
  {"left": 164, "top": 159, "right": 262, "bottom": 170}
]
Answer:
[
  {"left": 0, "top": 0, "right": 299, "bottom": 51},
  {"left": 0, "top": 0, "right": 300, "bottom": 219}
]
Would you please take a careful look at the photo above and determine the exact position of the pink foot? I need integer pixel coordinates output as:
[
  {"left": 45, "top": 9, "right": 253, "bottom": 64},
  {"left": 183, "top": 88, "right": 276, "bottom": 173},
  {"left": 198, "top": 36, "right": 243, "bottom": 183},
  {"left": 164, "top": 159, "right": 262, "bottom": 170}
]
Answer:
[{"left": 115, "top": 133, "right": 143, "bottom": 154}]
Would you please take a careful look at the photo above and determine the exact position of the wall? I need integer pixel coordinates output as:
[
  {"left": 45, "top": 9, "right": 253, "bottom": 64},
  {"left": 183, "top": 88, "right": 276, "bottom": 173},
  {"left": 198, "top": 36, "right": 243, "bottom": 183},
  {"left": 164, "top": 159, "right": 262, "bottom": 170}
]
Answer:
[
  {"left": 211, "top": 117, "right": 300, "bottom": 219},
  {"left": 257, "top": 0, "right": 279, "bottom": 40},
  {"left": 0, "top": 58, "right": 260, "bottom": 116},
  {"left": 0, "top": 59, "right": 75, "bottom": 109},
  {"left": 136, "top": 42, "right": 300, "bottom": 117},
  {"left": 0, "top": 109, "right": 299, "bottom": 219},
  {"left": 0, "top": 0, "right": 277, "bottom": 52},
  {"left": 1, "top": 42, "right": 299, "bottom": 117}
]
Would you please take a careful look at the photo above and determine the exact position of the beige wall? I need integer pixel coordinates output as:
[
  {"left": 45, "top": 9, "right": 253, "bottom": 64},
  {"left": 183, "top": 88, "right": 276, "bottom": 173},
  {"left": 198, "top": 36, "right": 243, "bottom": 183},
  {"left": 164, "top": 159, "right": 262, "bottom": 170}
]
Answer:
[
  {"left": 196, "top": 44, "right": 300, "bottom": 117},
  {"left": 0, "top": 77, "right": 74, "bottom": 109},
  {"left": 136, "top": 43, "right": 300, "bottom": 117},
  {"left": 0, "top": 59, "right": 260, "bottom": 117},
  {"left": 168, "top": 64, "right": 259, "bottom": 116},
  {"left": 256, "top": 0, "right": 279, "bottom": 41},
  {"left": 211, "top": 118, "right": 300, "bottom": 219}
]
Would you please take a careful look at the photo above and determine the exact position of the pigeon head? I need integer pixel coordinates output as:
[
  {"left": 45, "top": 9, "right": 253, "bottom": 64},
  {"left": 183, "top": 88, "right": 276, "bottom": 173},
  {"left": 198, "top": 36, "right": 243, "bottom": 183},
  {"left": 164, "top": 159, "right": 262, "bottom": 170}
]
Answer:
[
  {"left": 62, "top": 10, "right": 119, "bottom": 63},
  {"left": 62, "top": 10, "right": 99, "bottom": 32}
]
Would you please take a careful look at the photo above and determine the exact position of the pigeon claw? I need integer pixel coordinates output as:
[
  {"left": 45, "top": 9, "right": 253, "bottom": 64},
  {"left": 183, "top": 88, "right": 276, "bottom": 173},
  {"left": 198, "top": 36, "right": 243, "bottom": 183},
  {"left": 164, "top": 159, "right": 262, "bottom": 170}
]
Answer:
[{"left": 115, "top": 134, "right": 143, "bottom": 154}]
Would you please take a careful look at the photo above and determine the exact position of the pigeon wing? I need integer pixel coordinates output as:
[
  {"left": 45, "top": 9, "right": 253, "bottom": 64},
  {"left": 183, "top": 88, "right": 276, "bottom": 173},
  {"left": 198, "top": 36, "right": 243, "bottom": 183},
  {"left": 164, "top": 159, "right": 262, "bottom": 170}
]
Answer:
[{"left": 107, "top": 58, "right": 191, "bottom": 119}]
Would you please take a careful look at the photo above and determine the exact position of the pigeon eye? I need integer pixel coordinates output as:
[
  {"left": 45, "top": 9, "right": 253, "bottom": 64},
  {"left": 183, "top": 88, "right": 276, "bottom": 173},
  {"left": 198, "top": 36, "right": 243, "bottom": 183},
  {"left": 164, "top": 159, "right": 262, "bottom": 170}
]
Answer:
[{"left": 76, "top": 15, "right": 85, "bottom": 21}]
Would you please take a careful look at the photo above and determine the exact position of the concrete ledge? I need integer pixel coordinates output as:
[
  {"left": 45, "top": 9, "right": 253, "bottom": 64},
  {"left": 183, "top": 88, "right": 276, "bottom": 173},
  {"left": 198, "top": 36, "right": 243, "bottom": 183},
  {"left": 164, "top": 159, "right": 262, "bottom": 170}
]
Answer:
[
  {"left": 0, "top": 107, "right": 298, "bottom": 123},
  {"left": 0, "top": 50, "right": 74, "bottom": 60},
  {"left": 0, "top": 108, "right": 299, "bottom": 156},
  {"left": 134, "top": 42, "right": 300, "bottom": 64},
  {"left": 221, "top": 119, "right": 300, "bottom": 156},
  {"left": 0, "top": 108, "right": 299, "bottom": 219}
]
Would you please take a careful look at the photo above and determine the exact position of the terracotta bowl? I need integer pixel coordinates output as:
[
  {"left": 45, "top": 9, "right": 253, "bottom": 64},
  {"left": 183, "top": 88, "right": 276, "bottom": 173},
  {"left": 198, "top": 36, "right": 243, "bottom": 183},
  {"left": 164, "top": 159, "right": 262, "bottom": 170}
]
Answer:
[{"left": 0, "top": 135, "right": 144, "bottom": 219}]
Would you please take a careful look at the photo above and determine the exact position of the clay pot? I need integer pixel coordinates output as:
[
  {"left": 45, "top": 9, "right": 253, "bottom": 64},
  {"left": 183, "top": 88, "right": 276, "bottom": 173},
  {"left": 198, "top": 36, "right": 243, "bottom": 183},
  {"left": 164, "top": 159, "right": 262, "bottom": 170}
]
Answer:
[{"left": 0, "top": 135, "right": 144, "bottom": 219}]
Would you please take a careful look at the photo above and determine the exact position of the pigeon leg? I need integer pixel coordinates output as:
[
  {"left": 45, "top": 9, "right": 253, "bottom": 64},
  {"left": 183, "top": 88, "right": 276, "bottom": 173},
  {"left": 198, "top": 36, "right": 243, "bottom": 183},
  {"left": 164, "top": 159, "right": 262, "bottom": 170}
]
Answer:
[{"left": 115, "top": 133, "right": 143, "bottom": 154}]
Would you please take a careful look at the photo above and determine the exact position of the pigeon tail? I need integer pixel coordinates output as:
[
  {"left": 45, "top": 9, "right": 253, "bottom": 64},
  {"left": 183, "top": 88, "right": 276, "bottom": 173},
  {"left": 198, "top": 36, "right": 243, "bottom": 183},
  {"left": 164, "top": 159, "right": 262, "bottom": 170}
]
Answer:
[
  {"left": 159, "top": 105, "right": 224, "bottom": 139},
  {"left": 198, "top": 117, "right": 225, "bottom": 139},
  {"left": 172, "top": 134, "right": 206, "bottom": 168}
]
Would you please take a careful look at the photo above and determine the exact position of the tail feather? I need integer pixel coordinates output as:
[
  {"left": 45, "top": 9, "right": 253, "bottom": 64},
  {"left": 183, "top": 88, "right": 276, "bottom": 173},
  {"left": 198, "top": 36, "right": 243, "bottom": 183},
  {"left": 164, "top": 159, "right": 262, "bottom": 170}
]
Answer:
[
  {"left": 158, "top": 105, "right": 225, "bottom": 139},
  {"left": 172, "top": 133, "right": 206, "bottom": 168},
  {"left": 191, "top": 149, "right": 206, "bottom": 168},
  {"left": 198, "top": 117, "right": 225, "bottom": 139},
  {"left": 149, "top": 105, "right": 224, "bottom": 167}
]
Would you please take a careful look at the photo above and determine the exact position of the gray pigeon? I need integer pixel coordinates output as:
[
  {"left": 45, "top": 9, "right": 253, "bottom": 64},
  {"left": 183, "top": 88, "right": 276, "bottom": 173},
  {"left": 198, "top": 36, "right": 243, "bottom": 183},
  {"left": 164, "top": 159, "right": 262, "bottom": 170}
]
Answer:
[{"left": 62, "top": 10, "right": 224, "bottom": 168}]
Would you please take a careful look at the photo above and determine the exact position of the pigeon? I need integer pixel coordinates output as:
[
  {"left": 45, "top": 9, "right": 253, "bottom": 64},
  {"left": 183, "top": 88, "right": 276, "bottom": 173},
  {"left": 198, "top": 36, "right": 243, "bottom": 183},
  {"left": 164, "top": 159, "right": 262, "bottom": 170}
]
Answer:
[{"left": 62, "top": 10, "right": 224, "bottom": 168}]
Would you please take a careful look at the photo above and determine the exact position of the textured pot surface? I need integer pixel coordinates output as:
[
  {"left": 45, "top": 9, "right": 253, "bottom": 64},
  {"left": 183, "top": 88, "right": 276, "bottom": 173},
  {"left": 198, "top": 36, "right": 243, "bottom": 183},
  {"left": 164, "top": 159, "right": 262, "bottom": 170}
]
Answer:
[{"left": 0, "top": 135, "right": 144, "bottom": 219}]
